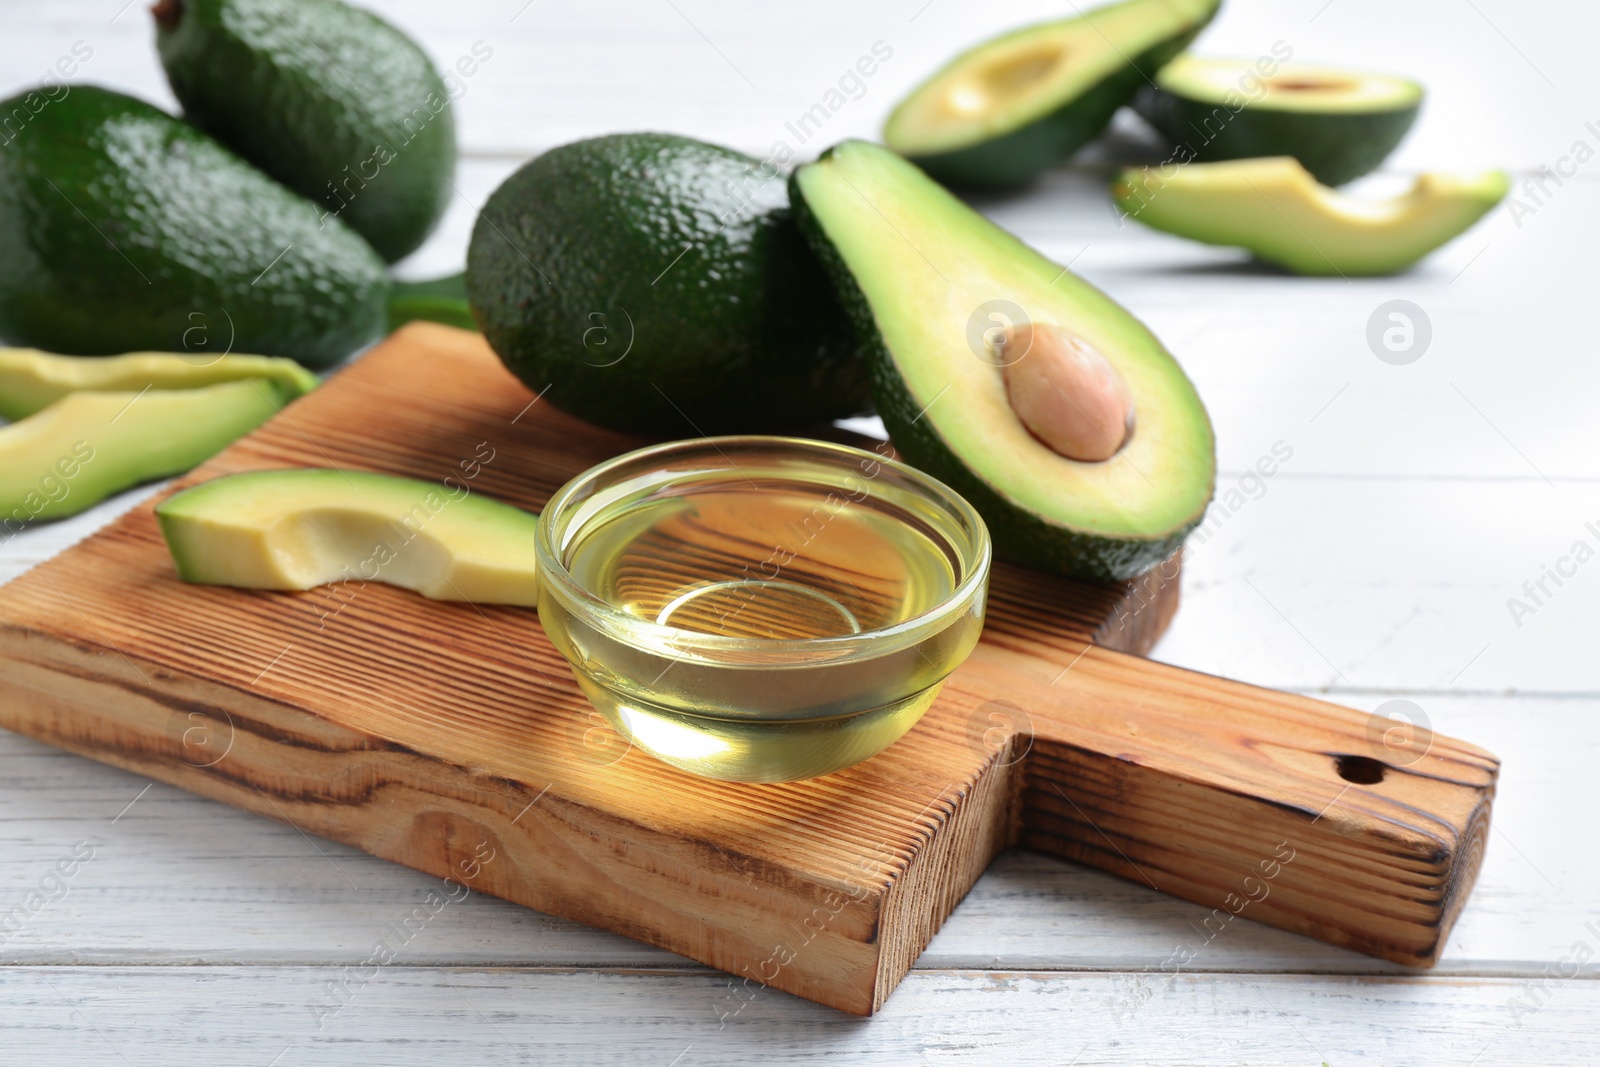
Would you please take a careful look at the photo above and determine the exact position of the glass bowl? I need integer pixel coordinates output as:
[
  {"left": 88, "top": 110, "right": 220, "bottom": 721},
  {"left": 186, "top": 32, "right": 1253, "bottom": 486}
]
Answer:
[{"left": 534, "top": 436, "right": 991, "bottom": 782}]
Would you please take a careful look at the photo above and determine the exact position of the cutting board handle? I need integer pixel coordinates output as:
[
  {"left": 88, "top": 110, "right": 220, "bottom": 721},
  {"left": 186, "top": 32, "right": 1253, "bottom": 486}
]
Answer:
[{"left": 953, "top": 640, "right": 1497, "bottom": 967}]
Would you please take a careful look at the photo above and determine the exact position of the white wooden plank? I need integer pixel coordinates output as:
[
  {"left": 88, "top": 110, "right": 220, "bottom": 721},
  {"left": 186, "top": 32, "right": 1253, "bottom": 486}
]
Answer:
[
  {"left": 2, "top": 966, "right": 1594, "bottom": 1065},
  {"left": 5, "top": 0, "right": 1590, "bottom": 173},
  {"left": 2, "top": 695, "right": 1591, "bottom": 975},
  {"left": 1152, "top": 475, "right": 1600, "bottom": 695}
]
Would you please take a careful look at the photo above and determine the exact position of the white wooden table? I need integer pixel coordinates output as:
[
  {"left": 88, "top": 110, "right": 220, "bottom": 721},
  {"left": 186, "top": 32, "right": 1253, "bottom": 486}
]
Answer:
[{"left": 3, "top": 1, "right": 1596, "bottom": 1062}]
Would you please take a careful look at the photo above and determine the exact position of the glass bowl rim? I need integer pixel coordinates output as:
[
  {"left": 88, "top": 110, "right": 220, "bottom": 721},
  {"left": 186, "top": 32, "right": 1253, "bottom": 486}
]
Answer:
[{"left": 533, "top": 434, "right": 992, "bottom": 659}]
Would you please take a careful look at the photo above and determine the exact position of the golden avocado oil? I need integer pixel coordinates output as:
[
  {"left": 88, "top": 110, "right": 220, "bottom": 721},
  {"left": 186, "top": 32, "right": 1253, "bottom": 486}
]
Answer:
[{"left": 535, "top": 438, "right": 991, "bottom": 782}]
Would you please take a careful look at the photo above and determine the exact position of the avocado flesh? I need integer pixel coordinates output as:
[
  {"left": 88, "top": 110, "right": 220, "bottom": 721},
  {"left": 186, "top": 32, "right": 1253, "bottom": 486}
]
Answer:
[
  {"left": 467, "top": 133, "right": 870, "bottom": 436},
  {"left": 792, "top": 141, "right": 1214, "bottom": 581},
  {"left": 0, "top": 379, "right": 293, "bottom": 526},
  {"left": 155, "top": 0, "right": 457, "bottom": 262},
  {"left": 1135, "top": 56, "right": 1423, "bottom": 186},
  {"left": 156, "top": 469, "right": 540, "bottom": 606},
  {"left": 0, "top": 349, "right": 318, "bottom": 421},
  {"left": 1112, "top": 157, "right": 1509, "bottom": 276},
  {"left": 883, "top": 0, "right": 1221, "bottom": 190},
  {"left": 0, "top": 87, "right": 386, "bottom": 367}
]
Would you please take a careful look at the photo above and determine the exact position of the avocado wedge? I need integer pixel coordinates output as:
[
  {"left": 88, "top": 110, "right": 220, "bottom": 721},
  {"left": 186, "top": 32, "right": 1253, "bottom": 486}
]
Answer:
[
  {"left": 1, "top": 379, "right": 296, "bottom": 529},
  {"left": 1112, "top": 157, "right": 1509, "bottom": 275},
  {"left": 883, "top": 0, "right": 1221, "bottom": 190},
  {"left": 0, "top": 349, "right": 318, "bottom": 421},
  {"left": 157, "top": 469, "right": 540, "bottom": 607},
  {"left": 792, "top": 140, "right": 1214, "bottom": 581},
  {"left": 1135, "top": 55, "right": 1422, "bottom": 186}
]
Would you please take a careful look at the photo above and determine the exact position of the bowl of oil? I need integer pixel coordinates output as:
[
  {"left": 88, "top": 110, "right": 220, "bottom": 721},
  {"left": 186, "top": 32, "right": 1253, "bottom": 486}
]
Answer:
[{"left": 534, "top": 436, "right": 991, "bottom": 783}]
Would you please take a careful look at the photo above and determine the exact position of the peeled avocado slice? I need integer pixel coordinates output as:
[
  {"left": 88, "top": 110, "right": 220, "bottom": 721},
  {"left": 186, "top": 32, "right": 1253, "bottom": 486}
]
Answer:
[
  {"left": 792, "top": 140, "right": 1215, "bottom": 581},
  {"left": 1135, "top": 55, "right": 1423, "bottom": 186},
  {"left": 157, "top": 469, "right": 540, "bottom": 607},
  {"left": 884, "top": 0, "right": 1221, "bottom": 190},
  {"left": 0, "top": 348, "right": 318, "bottom": 421},
  {"left": 1, "top": 379, "right": 295, "bottom": 526},
  {"left": 1112, "top": 157, "right": 1509, "bottom": 276}
]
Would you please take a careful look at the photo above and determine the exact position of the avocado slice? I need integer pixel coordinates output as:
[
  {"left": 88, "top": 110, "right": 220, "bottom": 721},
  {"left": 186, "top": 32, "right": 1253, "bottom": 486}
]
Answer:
[
  {"left": 1112, "top": 157, "right": 1509, "bottom": 276},
  {"left": 1, "top": 379, "right": 296, "bottom": 529},
  {"left": 1135, "top": 55, "right": 1422, "bottom": 186},
  {"left": 0, "top": 87, "right": 386, "bottom": 368},
  {"left": 467, "top": 133, "right": 870, "bottom": 436},
  {"left": 792, "top": 141, "right": 1214, "bottom": 581},
  {"left": 883, "top": 0, "right": 1221, "bottom": 190},
  {"left": 0, "top": 349, "right": 318, "bottom": 421},
  {"left": 156, "top": 470, "right": 540, "bottom": 607},
  {"left": 153, "top": 0, "right": 457, "bottom": 263}
]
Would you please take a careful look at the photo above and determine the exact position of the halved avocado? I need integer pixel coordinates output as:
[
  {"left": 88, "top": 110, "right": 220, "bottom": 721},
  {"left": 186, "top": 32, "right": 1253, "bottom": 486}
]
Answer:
[
  {"left": 156, "top": 469, "right": 540, "bottom": 606},
  {"left": 883, "top": 0, "right": 1221, "bottom": 190},
  {"left": 1112, "top": 157, "right": 1509, "bottom": 275},
  {"left": 0, "top": 348, "right": 318, "bottom": 421},
  {"left": 1, "top": 379, "right": 295, "bottom": 527},
  {"left": 792, "top": 140, "right": 1214, "bottom": 581},
  {"left": 1135, "top": 55, "right": 1423, "bottom": 186}
]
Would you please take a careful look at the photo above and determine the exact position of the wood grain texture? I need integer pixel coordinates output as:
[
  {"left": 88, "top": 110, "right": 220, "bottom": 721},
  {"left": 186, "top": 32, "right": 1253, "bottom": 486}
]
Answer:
[
  {"left": 0, "top": 325, "right": 1498, "bottom": 1013},
  {"left": 0, "top": 692, "right": 1579, "bottom": 974}
]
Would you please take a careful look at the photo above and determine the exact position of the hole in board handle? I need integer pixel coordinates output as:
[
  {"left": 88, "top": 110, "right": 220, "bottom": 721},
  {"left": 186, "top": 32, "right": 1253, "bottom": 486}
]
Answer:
[{"left": 1334, "top": 754, "right": 1388, "bottom": 785}]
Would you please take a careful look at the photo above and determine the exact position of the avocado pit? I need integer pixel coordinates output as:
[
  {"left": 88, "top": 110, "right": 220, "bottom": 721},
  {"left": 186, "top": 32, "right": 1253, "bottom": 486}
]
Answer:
[{"left": 996, "top": 323, "right": 1133, "bottom": 462}]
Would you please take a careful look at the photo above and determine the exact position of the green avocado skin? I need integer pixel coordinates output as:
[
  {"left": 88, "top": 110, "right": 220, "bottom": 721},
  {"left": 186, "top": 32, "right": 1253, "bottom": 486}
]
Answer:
[
  {"left": 1134, "top": 88, "right": 1419, "bottom": 186},
  {"left": 789, "top": 161, "right": 1197, "bottom": 582},
  {"left": 0, "top": 86, "right": 386, "bottom": 368},
  {"left": 908, "top": 22, "right": 1213, "bottom": 191},
  {"left": 155, "top": 0, "right": 457, "bottom": 262},
  {"left": 466, "top": 134, "right": 871, "bottom": 437}
]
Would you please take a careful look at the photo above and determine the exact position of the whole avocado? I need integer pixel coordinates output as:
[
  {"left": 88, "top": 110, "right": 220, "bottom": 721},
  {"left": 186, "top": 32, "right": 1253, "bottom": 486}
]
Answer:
[
  {"left": 0, "top": 86, "right": 386, "bottom": 367},
  {"left": 154, "top": 0, "right": 457, "bottom": 263},
  {"left": 466, "top": 133, "right": 871, "bottom": 436}
]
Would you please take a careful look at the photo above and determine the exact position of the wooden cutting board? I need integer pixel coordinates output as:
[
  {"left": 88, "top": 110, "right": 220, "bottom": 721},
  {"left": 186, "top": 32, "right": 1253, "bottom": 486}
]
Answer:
[{"left": 0, "top": 324, "right": 1498, "bottom": 1015}]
